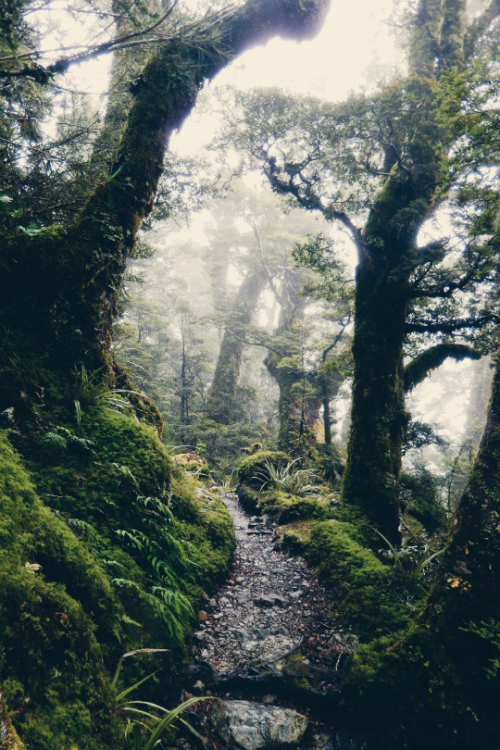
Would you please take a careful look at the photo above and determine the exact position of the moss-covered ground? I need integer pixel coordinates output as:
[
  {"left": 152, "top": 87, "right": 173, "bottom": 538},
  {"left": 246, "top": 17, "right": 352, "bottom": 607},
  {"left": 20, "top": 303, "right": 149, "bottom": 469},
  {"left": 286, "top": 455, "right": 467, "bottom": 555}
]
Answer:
[{"left": 0, "top": 407, "right": 234, "bottom": 750}]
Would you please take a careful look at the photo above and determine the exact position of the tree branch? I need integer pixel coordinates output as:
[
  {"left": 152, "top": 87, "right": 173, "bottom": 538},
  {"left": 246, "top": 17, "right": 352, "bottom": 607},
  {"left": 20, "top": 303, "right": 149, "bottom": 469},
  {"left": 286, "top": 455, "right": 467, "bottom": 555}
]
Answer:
[
  {"left": 404, "top": 343, "right": 482, "bottom": 392},
  {"left": 405, "top": 314, "right": 499, "bottom": 335},
  {"left": 0, "top": 3, "right": 180, "bottom": 83},
  {"left": 464, "top": 0, "right": 500, "bottom": 61},
  {"left": 263, "top": 160, "right": 365, "bottom": 256}
]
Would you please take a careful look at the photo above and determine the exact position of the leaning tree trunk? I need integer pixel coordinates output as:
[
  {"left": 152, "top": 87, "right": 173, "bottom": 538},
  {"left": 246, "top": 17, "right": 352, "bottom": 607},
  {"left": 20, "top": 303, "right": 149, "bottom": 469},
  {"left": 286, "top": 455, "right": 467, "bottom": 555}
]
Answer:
[
  {"left": 205, "top": 270, "right": 266, "bottom": 424},
  {"left": 343, "top": 352, "right": 500, "bottom": 749},
  {"left": 90, "top": 0, "right": 163, "bottom": 171},
  {"left": 0, "top": 0, "right": 328, "bottom": 415}
]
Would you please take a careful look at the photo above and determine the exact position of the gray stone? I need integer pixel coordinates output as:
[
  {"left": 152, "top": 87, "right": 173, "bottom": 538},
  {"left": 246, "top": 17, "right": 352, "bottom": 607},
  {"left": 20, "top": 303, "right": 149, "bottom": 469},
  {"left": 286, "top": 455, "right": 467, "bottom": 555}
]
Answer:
[
  {"left": 211, "top": 700, "right": 309, "bottom": 750},
  {"left": 231, "top": 628, "right": 249, "bottom": 641},
  {"left": 254, "top": 595, "right": 287, "bottom": 608},
  {"left": 247, "top": 627, "right": 266, "bottom": 641}
]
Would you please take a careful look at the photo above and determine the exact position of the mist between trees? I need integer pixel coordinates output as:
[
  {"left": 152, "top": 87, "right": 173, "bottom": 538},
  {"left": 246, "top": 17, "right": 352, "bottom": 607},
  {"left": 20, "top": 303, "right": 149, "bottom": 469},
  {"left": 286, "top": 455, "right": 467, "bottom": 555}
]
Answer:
[{"left": 2, "top": 0, "right": 500, "bottom": 748}]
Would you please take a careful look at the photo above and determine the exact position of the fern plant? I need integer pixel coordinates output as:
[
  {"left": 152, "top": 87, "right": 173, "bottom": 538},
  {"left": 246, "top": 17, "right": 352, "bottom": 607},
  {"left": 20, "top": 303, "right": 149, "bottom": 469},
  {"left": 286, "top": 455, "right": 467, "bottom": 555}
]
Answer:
[
  {"left": 371, "top": 526, "right": 444, "bottom": 589},
  {"left": 114, "top": 495, "right": 194, "bottom": 641}
]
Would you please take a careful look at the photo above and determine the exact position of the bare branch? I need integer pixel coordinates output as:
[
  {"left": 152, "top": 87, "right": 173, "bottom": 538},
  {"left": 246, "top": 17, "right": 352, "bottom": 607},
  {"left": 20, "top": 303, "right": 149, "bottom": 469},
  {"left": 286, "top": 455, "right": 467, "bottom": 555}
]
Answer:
[{"left": 0, "top": 2, "right": 180, "bottom": 83}]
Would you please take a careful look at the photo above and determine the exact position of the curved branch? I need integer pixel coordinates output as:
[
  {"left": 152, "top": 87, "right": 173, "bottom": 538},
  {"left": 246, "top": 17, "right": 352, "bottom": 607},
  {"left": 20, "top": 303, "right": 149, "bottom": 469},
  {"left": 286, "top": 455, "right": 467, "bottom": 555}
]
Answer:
[
  {"left": 263, "top": 161, "right": 365, "bottom": 254},
  {"left": 404, "top": 343, "right": 482, "bottom": 392}
]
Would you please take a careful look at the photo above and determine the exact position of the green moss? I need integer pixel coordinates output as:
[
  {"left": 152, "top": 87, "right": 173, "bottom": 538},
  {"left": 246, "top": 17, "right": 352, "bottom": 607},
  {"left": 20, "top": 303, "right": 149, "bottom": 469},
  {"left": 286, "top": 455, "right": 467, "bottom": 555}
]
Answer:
[
  {"left": 307, "top": 522, "right": 416, "bottom": 641},
  {"left": 278, "top": 497, "right": 329, "bottom": 524},
  {"left": 278, "top": 519, "right": 316, "bottom": 554},
  {"left": 236, "top": 450, "right": 292, "bottom": 490},
  {"left": 0, "top": 430, "right": 122, "bottom": 750},
  {"left": 236, "top": 484, "right": 261, "bottom": 514},
  {"left": 0, "top": 411, "right": 235, "bottom": 750}
]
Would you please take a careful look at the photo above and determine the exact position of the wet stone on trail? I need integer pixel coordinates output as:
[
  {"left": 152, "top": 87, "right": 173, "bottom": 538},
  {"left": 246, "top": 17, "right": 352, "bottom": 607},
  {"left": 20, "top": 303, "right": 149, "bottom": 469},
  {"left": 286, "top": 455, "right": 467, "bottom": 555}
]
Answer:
[{"left": 211, "top": 700, "right": 309, "bottom": 750}]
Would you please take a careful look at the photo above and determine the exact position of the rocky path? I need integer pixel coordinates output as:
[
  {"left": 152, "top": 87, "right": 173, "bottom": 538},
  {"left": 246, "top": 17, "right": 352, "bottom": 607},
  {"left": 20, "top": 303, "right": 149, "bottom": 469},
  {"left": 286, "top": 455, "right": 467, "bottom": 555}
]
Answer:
[
  {"left": 191, "top": 493, "right": 344, "bottom": 679},
  {"left": 183, "top": 493, "right": 353, "bottom": 750}
]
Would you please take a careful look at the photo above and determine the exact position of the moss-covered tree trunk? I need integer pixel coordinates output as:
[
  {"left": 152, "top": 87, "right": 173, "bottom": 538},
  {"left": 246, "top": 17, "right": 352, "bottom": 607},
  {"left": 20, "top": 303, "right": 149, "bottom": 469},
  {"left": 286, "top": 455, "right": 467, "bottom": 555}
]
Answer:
[
  {"left": 344, "top": 352, "right": 500, "bottom": 748},
  {"left": 205, "top": 270, "right": 266, "bottom": 424},
  {"left": 340, "top": 249, "right": 410, "bottom": 542},
  {"left": 339, "top": 2, "right": 466, "bottom": 541},
  {"left": 0, "top": 0, "right": 328, "bottom": 416}
]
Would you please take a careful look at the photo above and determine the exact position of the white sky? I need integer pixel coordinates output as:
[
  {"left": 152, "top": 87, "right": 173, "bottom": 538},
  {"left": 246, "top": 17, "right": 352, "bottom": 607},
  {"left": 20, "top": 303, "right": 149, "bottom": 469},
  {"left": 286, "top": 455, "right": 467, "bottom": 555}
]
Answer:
[{"left": 172, "top": 0, "right": 401, "bottom": 154}]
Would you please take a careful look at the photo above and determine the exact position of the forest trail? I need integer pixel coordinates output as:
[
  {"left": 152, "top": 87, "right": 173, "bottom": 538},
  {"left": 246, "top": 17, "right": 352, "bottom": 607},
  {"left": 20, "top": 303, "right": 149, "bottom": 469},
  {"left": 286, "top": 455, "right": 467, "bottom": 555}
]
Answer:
[{"left": 184, "top": 493, "right": 352, "bottom": 750}]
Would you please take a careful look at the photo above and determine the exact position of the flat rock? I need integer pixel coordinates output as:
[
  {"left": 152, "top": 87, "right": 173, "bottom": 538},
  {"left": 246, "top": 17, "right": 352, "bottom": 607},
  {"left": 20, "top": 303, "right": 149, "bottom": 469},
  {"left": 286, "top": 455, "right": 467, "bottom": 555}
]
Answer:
[{"left": 211, "top": 700, "right": 309, "bottom": 750}]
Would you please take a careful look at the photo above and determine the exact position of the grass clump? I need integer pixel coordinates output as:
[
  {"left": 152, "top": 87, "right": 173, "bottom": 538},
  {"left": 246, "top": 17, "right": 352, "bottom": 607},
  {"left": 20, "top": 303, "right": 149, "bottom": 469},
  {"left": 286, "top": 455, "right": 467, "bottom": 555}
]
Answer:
[{"left": 236, "top": 450, "right": 292, "bottom": 490}]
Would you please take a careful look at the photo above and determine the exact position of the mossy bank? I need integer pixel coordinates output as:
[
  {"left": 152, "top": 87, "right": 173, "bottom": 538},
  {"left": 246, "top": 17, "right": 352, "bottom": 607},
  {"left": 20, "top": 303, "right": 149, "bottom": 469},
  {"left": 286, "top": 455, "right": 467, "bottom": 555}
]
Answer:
[{"left": 0, "top": 409, "right": 234, "bottom": 750}]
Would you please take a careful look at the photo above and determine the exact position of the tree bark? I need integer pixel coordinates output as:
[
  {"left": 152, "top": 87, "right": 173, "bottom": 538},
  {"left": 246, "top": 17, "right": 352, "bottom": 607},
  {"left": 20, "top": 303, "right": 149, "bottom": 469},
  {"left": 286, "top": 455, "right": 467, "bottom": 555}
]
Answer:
[
  {"left": 0, "top": 691, "right": 24, "bottom": 750},
  {"left": 340, "top": 245, "right": 411, "bottom": 542}
]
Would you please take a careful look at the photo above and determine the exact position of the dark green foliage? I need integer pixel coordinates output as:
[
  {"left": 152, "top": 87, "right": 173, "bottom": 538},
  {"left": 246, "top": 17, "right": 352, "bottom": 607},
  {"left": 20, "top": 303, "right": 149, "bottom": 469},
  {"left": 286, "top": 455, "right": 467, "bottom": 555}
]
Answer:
[
  {"left": 399, "top": 468, "right": 447, "bottom": 532},
  {"left": 236, "top": 450, "right": 292, "bottom": 489},
  {"left": 175, "top": 415, "right": 269, "bottom": 481},
  {"left": 403, "top": 420, "right": 447, "bottom": 454}
]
